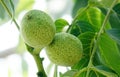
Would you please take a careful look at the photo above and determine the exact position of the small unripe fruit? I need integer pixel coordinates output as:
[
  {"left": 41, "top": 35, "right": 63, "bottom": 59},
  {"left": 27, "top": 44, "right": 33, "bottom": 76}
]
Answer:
[
  {"left": 20, "top": 10, "right": 56, "bottom": 48},
  {"left": 45, "top": 32, "right": 83, "bottom": 66}
]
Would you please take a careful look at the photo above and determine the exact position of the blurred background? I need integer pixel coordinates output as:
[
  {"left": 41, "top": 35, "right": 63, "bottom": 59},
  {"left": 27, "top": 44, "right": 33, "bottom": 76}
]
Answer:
[{"left": 0, "top": 0, "right": 74, "bottom": 77}]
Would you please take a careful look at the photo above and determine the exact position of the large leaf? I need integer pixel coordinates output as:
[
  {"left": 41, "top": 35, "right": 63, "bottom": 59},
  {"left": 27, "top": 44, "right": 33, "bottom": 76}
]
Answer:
[
  {"left": 72, "top": 0, "right": 88, "bottom": 17},
  {"left": 61, "top": 71, "right": 104, "bottom": 77},
  {"left": 107, "top": 29, "right": 120, "bottom": 45},
  {"left": 98, "top": 33, "right": 120, "bottom": 76},
  {"left": 108, "top": 3, "right": 120, "bottom": 29},
  {"left": 93, "top": 50, "right": 103, "bottom": 65},
  {"left": 109, "top": 12, "right": 120, "bottom": 29},
  {"left": 113, "top": 3, "right": 120, "bottom": 19},
  {"left": 92, "top": 66, "right": 118, "bottom": 77},
  {"left": 73, "top": 69, "right": 105, "bottom": 77},
  {"left": 75, "top": 7, "right": 111, "bottom": 32},
  {"left": 55, "top": 18, "right": 69, "bottom": 32},
  {"left": 100, "top": 0, "right": 115, "bottom": 8},
  {"left": 95, "top": 65, "right": 115, "bottom": 73},
  {"left": 98, "top": 3, "right": 120, "bottom": 29},
  {"left": 113, "top": 27, "right": 120, "bottom": 51},
  {"left": 70, "top": 21, "right": 96, "bottom": 36},
  {"left": 60, "top": 70, "right": 77, "bottom": 77},
  {"left": 72, "top": 56, "right": 89, "bottom": 70},
  {"left": 78, "top": 32, "right": 96, "bottom": 55},
  {"left": 89, "top": 0, "right": 118, "bottom": 8}
]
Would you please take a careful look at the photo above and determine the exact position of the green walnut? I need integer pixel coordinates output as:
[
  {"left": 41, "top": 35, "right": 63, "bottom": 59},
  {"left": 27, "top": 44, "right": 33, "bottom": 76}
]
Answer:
[
  {"left": 45, "top": 32, "right": 83, "bottom": 66},
  {"left": 20, "top": 10, "right": 56, "bottom": 48}
]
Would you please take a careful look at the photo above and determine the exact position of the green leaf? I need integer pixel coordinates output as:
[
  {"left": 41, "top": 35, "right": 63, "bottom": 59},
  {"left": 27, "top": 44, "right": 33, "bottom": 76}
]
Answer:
[
  {"left": 98, "top": 3, "right": 120, "bottom": 29},
  {"left": 75, "top": 7, "right": 111, "bottom": 31},
  {"left": 100, "top": 0, "right": 116, "bottom": 8},
  {"left": 93, "top": 51, "right": 103, "bottom": 65},
  {"left": 60, "top": 70, "right": 77, "bottom": 77},
  {"left": 88, "top": 0, "right": 102, "bottom": 7},
  {"left": 72, "top": 0, "right": 88, "bottom": 17},
  {"left": 76, "top": 21, "right": 96, "bottom": 33},
  {"left": 109, "top": 12, "right": 120, "bottom": 29},
  {"left": 89, "top": 71, "right": 101, "bottom": 77},
  {"left": 108, "top": 3, "right": 120, "bottom": 29},
  {"left": 72, "top": 56, "right": 89, "bottom": 70},
  {"left": 75, "top": 70, "right": 105, "bottom": 77},
  {"left": 98, "top": 33, "right": 120, "bottom": 76},
  {"left": 92, "top": 67, "right": 118, "bottom": 77},
  {"left": 99, "top": 7, "right": 120, "bottom": 29},
  {"left": 95, "top": 65, "right": 114, "bottom": 72},
  {"left": 55, "top": 18, "right": 69, "bottom": 32},
  {"left": 107, "top": 29, "right": 120, "bottom": 45},
  {"left": 113, "top": 3, "right": 120, "bottom": 19},
  {"left": 78, "top": 72, "right": 87, "bottom": 77},
  {"left": 78, "top": 32, "right": 96, "bottom": 55},
  {"left": 70, "top": 21, "right": 96, "bottom": 36}
]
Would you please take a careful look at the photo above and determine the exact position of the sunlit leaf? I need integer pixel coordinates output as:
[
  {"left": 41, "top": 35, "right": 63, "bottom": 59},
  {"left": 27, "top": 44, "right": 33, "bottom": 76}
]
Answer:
[
  {"left": 98, "top": 33, "right": 120, "bottom": 76},
  {"left": 100, "top": 0, "right": 115, "bottom": 8},
  {"left": 75, "top": 7, "right": 111, "bottom": 31},
  {"left": 55, "top": 18, "right": 69, "bottom": 32},
  {"left": 88, "top": 0, "right": 102, "bottom": 7}
]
